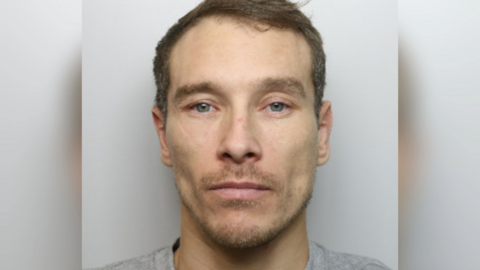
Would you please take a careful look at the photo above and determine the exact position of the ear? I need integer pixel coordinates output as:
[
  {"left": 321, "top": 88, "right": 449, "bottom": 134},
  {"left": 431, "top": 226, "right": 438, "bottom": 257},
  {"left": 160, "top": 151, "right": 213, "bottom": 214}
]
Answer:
[
  {"left": 317, "top": 101, "right": 333, "bottom": 166},
  {"left": 152, "top": 106, "right": 172, "bottom": 167}
]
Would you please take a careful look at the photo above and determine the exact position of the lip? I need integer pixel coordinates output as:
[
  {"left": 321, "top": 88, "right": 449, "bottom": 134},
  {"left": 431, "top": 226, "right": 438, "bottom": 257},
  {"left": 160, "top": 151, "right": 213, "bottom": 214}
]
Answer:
[
  {"left": 208, "top": 182, "right": 270, "bottom": 200},
  {"left": 209, "top": 182, "right": 270, "bottom": 190}
]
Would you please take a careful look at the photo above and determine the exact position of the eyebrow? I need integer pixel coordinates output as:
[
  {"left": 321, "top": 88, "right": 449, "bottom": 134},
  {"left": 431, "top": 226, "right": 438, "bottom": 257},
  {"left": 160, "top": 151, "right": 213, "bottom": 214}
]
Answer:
[
  {"left": 254, "top": 77, "right": 306, "bottom": 98},
  {"left": 172, "top": 77, "right": 306, "bottom": 107},
  {"left": 173, "top": 82, "right": 219, "bottom": 107}
]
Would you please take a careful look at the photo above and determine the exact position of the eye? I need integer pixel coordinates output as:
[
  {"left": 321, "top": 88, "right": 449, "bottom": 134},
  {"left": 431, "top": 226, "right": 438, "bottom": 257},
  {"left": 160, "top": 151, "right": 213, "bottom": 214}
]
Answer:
[
  {"left": 268, "top": 102, "right": 285, "bottom": 112},
  {"left": 194, "top": 103, "right": 212, "bottom": 113}
]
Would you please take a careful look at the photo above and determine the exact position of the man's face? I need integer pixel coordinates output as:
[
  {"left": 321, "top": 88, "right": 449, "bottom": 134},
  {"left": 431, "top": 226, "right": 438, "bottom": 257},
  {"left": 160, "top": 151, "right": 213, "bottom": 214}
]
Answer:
[{"left": 153, "top": 18, "right": 331, "bottom": 248}]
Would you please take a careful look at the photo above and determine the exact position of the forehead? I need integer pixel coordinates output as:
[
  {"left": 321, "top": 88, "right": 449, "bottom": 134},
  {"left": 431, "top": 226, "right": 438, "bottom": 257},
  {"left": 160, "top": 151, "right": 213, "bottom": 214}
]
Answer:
[{"left": 169, "top": 17, "right": 313, "bottom": 95}]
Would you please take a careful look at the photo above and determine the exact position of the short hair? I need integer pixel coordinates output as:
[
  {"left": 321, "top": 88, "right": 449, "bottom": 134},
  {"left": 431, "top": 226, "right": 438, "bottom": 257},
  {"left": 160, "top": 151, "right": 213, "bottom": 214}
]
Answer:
[{"left": 153, "top": 0, "right": 326, "bottom": 122}]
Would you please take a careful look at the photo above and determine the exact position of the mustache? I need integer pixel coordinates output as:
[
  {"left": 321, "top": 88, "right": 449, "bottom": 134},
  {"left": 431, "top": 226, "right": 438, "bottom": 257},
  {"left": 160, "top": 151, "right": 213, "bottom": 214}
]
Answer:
[{"left": 199, "top": 165, "right": 279, "bottom": 191}]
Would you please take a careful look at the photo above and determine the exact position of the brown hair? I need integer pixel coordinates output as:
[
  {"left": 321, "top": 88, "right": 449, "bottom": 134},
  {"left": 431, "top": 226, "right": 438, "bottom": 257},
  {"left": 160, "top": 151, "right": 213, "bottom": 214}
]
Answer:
[{"left": 153, "top": 0, "right": 326, "bottom": 121}]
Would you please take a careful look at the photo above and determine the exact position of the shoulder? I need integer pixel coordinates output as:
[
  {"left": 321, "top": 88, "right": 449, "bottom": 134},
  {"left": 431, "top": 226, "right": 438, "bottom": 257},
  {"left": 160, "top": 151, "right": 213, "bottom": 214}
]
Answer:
[
  {"left": 84, "top": 246, "right": 173, "bottom": 270},
  {"left": 308, "top": 242, "right": 392, "bottom": 270}
]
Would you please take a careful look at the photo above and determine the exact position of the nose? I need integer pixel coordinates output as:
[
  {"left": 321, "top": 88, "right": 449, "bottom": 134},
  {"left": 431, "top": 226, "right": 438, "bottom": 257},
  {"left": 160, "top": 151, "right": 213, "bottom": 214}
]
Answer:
[{"left": 216, "top": 114, "right": 262, "bottom": 165}]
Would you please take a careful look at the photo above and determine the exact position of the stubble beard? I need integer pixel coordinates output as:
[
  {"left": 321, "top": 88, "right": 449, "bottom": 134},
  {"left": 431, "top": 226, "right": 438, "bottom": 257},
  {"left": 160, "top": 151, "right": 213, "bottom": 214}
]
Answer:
[{"left": 175, "top": 165, "right": 314, "bottom": 249}]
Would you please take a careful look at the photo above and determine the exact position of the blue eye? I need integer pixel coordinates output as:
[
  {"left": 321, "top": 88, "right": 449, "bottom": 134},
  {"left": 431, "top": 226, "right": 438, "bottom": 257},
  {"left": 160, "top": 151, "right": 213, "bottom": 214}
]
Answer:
[
  {"left": 268, "top": 102, "right": 285, "bottom": 112},
  {"left": 195, "top": 103, "right": 211, "bottom": 112}
]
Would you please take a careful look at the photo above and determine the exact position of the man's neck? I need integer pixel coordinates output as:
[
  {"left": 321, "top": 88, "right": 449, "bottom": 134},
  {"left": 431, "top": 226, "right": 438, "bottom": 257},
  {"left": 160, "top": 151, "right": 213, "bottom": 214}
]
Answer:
[{"left": 174, "top": 206, "right": 310, "bottom": 270}]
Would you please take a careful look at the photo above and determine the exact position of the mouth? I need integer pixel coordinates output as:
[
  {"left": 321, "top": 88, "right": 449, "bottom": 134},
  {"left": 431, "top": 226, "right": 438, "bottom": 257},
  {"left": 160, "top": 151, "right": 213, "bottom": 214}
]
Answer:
[{"left": 208, "top": 182, "right": 271, "bottom": 200}]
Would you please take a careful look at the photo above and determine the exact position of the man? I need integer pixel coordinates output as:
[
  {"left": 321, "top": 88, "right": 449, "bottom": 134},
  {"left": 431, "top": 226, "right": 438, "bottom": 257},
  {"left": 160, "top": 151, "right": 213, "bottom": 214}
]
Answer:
[{"left": 90, "top": 0, "right": 391, "bottom": 269}]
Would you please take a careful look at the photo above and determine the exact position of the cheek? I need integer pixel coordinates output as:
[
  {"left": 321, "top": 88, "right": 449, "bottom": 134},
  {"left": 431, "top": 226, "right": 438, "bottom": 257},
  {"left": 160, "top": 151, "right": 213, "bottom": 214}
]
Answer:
[
  {"left": 263, "top": 118, "right": 318, "bottom": 164},
  {"left": 167, "top": 116, "right": 220, "bottom": 176},
  {"left": 261, "top": 119, "right": 318, "bottom": 194}
]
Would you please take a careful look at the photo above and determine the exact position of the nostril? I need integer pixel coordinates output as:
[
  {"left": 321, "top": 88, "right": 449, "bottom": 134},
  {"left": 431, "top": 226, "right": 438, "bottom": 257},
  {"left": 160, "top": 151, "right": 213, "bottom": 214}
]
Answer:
[{"left": 246, "top": 153, "right": 254, "bottom": 158}]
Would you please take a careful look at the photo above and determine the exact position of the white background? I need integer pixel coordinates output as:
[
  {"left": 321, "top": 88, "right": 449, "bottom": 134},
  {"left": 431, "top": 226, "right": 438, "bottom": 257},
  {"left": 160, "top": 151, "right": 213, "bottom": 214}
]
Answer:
[
  {"left": 0, "top": 1, "right": 81, "bottom": 270},
  {"left": 400, "top": 0, "right": 480, "bottom": 269},
  {"left": 82, "top": 0, "right": 398, "bottom": 269}
]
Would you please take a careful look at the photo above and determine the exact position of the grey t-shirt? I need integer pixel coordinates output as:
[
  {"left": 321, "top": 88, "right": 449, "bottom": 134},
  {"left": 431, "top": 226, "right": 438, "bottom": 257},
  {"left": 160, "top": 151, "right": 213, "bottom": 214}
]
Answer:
[{"left": 87, "top": 240, "right": 390, "bottom": 270}]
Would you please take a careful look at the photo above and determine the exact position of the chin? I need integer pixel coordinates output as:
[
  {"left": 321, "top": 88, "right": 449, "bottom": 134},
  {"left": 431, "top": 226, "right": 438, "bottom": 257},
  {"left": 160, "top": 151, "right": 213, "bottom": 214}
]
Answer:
[
  {"left": 196, "top": 204, "right": 299, "bottom": 249},
  {"left": 203, "top": 219, "right": 281, "bottom": 249}
]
